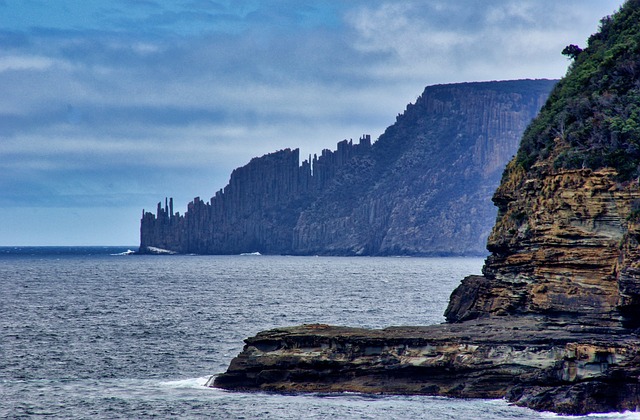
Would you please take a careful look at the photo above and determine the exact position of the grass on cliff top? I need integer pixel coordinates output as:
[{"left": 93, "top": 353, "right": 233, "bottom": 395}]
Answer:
[{"left": 516, "top": 0, "right": 640, "bottom": 181}]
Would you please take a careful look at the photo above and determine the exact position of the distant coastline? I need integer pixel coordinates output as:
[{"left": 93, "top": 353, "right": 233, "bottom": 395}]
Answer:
[{"left": 0, "top": 246, "right": 137, "bottom": 256}]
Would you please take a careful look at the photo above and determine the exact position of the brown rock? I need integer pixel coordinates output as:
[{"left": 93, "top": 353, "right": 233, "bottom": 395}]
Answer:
[{"left": 210, "top": 321, "right": 640, "bottom": 415}]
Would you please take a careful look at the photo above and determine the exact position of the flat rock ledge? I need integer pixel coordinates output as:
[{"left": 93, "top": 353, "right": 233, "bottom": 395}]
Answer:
[{"left": 209, "top": 317, "right": 640, "bottom": 415}]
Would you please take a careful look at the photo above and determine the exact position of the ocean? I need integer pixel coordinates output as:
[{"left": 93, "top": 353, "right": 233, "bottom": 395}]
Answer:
[{"left": 1, "top": 247, "right": 636, "bottom": 419}]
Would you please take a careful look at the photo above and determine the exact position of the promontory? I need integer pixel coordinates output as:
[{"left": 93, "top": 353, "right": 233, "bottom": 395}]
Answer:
[
  {"left": 211, "top": 1, "right": 640, "bottom": 415},
  {"left": 139, "top": 79, "right": 554, "bottom": 256}
]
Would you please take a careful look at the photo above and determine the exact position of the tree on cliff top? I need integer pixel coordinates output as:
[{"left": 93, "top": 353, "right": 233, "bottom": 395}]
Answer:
[
  {"left": 561, "top": 44, "right": 583, "bottom": 60},
  {"left": 516, "top": 0, "right": 640, "bottom": 180}
]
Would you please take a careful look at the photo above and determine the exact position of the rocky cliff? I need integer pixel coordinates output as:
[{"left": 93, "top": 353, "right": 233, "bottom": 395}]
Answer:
[
  {"left": 213, "top": 1, "right": 640, "bottom": 414},
  {"left": 140, "top": 138, "right": 372, "bottom": 254},
  {"left": 140, "top": 80, "right": 554, "bottom": 255},
  {"left": 445, "top": 165, "right": 640, "bottom": 328},
  {"left": 444, "top": 0, "right": 640, "bottom": 329}
]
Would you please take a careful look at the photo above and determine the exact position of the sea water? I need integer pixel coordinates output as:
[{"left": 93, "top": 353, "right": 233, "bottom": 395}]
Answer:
[{"left": 0, "top": 247, "right": 636, "bottom": 419}]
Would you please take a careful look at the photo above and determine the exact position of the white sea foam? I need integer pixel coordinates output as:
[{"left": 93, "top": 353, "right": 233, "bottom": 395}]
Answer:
[
  {"left": 540, "top": 410, "right": 640, "bottom": 419},
  {"left": 145, "top": 246, "right": 177, "bottom": 255},
  {"left": 159, "top": 376, "right": 211, "bottom": 389},
  {"left": 110, "top": 249, "right": 136, "bottom": 256}
]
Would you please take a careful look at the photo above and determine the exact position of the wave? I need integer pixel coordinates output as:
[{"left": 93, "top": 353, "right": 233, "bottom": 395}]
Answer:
[
  {"left": 159, "top": 376, "right": 212, "bottom": 389},
  {"left": 144, "top": 246, "right": 177, "bottom": 255},
  {"left": 110, "top": 249, "right": 136, "bottom": 256}
]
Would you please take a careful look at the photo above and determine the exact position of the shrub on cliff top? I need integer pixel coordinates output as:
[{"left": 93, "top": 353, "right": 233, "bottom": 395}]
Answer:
[{"left": 516, "top": 0, "right": 640, "bottom": 180}]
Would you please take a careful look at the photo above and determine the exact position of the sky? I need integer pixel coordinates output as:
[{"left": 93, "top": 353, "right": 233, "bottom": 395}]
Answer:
[{"left": 0, "top": 0, "right": 624, "bottom": 246}]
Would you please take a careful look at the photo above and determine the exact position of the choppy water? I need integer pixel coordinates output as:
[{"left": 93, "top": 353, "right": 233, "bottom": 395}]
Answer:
[{"left": 0, "top": 247, "right": 636, "bottom": 419}]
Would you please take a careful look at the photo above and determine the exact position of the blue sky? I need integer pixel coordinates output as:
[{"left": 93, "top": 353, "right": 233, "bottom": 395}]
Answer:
[{"left": 0, "top": 0, "right": 623, "bottom": 246}]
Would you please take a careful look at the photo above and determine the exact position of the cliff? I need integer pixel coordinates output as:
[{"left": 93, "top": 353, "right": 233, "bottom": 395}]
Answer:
[
  {"left": 140, "top": 80, "right": 555, "bottom": 255},
  {"left": 213, "top": 1, "right": 640, "bottom": 414},
  {"left": 140, "top": 139, "right": 372, "bottom": 254},
  {"left": 444, "top": 0, "right": 640, "bottom": 328}
]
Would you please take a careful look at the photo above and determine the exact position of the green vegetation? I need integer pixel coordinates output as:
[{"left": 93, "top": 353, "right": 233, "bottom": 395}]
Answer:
[{"left": 516, "top": 0, "right": 640, "bottom": 180}]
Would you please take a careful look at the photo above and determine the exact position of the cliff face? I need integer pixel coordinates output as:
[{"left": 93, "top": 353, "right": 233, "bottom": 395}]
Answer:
[
  {"left": 294, "top": 81, "right": 554, "bottom": 256},
  {"left": 445, "top": 0, "right": 640, "bottom": 328},
  {"left": 213, "top": 2, "right": 640, "bottom": 415},
  {"left": 140, "top": 139, "right": 372, "bottom": 254},
  {"left": 446, "top": 163, "right": 640, "bottom": 327},
  {"left": 140, "top": 80, "right": 555, "bottom": 255}
]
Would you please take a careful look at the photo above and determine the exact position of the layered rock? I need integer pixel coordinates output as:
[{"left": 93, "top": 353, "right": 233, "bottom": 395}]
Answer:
[
  {"left": 211, "top": 321, "right": 640, "bottom": 415},
  {"left": 213, "top": 1, "right": 640, "bottom": 415},
  {"left": 445, "top": 163, "right": 640, "bottom": 328},
  {"left": 140, "top": 80, "right": 554, "bottom": 255}
]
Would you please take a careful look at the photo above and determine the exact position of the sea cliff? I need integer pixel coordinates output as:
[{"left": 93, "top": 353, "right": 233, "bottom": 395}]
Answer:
[
  {"left": 139, "top": 80, "right": 554, "bottom": 256},
  {"left": 213, "top": 1, "right": 640, "bottom": 414}
]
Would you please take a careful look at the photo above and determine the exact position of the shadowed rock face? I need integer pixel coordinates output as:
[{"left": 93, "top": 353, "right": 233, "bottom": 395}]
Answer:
[
  {"left": 213, "top": 1, "right": 640, "bottom": 415},
  {"left": 139, "top": 79, "right": 554, "bottom": 256},
  {"left": 293, "top": 80, "right": 554, "bottom": 256}
]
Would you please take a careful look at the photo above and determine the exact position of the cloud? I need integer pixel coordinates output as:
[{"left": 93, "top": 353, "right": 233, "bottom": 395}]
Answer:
[
  {"left": 345, "top": 0, "right": 620, "bottom": 83},
  {"left": 0, "top": 0, "right": 624, "bottom": 245},
  {"left": 0, "top": 55, "right": 56, "bottom": 72}
]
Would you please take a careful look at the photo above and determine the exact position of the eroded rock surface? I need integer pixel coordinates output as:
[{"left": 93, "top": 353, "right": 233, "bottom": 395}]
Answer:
[
  {"left": 445, "top": 165, "right": 640, "bottom": 328},
  {"left": 211, "top": 321, "right": 640, "bottom": 415}
]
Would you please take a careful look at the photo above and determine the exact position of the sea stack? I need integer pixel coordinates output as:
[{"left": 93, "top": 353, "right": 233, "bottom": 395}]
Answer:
[{"left": 212, "top": 1, "right": 640, "bottom": 415}]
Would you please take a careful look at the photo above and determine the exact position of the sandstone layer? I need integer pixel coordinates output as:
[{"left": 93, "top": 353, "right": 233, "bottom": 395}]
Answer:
[
  {"left": 446, "top": 163, "right": 640, "bottom": 328},
  {"left": 211, "top": 321, "right": 640, "bottom": 415}
]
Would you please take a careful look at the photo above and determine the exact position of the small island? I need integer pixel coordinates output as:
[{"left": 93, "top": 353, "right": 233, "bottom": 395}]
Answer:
[{"left": 212, "top": 1, "right": 640, "bottom": 415}]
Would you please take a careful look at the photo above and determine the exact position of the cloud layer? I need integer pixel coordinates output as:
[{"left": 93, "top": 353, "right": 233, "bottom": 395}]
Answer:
[{"left": 0, "top": 0, "right": 623, "bottom": 245}]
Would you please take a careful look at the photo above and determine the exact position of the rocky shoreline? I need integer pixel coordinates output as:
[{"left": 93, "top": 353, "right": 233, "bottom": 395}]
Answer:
[
  {"left": 210, "top": 164, "right": 640, "bottom": 416},
  {"left": 211, "top": 2, "right": 640, "bottom": 415},
  {"left": 210, "top": 319, "right": 640, "bottom": 415}
]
